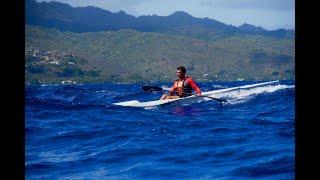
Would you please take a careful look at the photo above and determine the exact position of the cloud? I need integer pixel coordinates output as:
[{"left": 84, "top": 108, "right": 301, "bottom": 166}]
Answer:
[
  {"left": 37, "top": 0, "right": 147, "bottom": 12},
  {"left": 200, "top": 0, "right": 294, "bottom": 11},
  {"left": 131, "top": 0, "right": 198, "bottom": 16},
  {"left": 129, "top": 0, "right": 294, "bottom": 29}
]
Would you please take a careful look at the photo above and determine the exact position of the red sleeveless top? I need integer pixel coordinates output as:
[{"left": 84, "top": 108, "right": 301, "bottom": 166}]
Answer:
[{"left": 169, "top": 76, "right": 201, "bottom": 97}]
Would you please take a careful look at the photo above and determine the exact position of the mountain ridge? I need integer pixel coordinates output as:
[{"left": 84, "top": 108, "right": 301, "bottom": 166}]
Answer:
[{"left": 26, "top": 0, "right": 294, "bottom": 40}]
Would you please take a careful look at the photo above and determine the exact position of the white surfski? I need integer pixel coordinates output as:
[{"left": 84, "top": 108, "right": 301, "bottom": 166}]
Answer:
[{"left": 113, "top": 80, "right": 279, "bottom": 107}]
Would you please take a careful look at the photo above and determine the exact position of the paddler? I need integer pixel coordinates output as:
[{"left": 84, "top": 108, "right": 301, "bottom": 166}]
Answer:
[{"left": 160, "top": 66, "right": 202, "bottom": 100}]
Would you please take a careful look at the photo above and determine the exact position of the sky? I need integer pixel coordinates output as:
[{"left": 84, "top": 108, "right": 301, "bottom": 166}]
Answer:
[{"left": 36, "top": 0, "right": 295, "bottom": 30}]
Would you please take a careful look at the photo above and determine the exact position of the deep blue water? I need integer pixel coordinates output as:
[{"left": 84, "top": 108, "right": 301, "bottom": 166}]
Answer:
[{"left": 25, "top": 81, "right": 295, "bottom": 179}]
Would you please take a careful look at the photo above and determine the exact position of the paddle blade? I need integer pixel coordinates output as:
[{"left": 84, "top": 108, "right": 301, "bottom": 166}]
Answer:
[
  {"left": 202, "top": 95, "right": 227, "bottom": 103},
  {"left": 142, "top": 86, "right": 163, "bottom": 92}
]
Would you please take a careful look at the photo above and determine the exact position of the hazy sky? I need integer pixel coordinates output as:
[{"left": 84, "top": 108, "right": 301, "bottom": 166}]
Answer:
[{"left": 36, "top": 0, "right": 295, "bottom": 30}]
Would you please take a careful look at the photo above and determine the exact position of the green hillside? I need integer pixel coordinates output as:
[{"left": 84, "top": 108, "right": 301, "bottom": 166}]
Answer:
[{"left": 25, "top": 25, "right": 294, "bottom": 84}]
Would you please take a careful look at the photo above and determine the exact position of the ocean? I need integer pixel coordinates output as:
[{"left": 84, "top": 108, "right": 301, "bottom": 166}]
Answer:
[{"left": 25, "top": 81, "right": 295, "bottom": 179}]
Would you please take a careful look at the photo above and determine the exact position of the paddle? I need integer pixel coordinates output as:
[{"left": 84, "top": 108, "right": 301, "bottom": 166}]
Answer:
[
  {"left": 142, "top": 85, "right": 227, "bottom": 103},
  {"left": 142, "top": 85, "right": 163, "bottom": 92},
  {"left": 200, "top": 95, "right": 227, "bottom": 103}
]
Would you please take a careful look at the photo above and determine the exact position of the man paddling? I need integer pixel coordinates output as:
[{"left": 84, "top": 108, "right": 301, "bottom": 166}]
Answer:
[{"left": 160, "top": 66, "right": 202, "bottom": 100}]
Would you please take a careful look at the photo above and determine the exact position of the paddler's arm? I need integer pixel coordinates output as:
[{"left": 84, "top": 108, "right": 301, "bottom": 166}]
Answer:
[
  {"left": 160, "top": 84, "right": 176, "bottom": 100},
  {"left": 188, "top": 78, "right": 202, "bottom": 96},
  {"left": 169, "top": 84, "right": 176, "bottom": 96}
]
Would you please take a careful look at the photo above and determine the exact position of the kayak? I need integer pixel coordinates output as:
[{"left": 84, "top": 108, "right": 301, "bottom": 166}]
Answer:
[{"left": 113, "top": 80, "right": 279, "bottom": 107}]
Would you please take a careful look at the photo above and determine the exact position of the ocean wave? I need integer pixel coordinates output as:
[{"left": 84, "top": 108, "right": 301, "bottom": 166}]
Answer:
[{"left": 26, "top": 81, "right": 295, "bottom": 179}]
